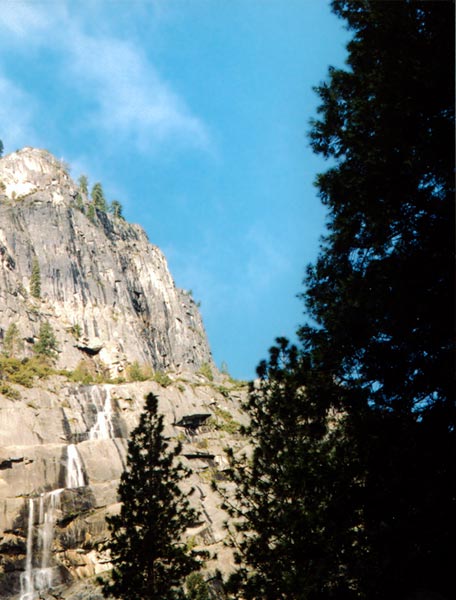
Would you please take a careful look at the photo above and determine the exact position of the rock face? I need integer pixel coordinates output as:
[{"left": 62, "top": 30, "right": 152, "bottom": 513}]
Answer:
[
  {"left": 0, "top": 147, "right": 213, "bottom": 375},
  {"left": 0, "top": 377, "right": 248, "bottom": 600},
  {"left": 0, "top": 148, "right": 247, "bottom": 599}
]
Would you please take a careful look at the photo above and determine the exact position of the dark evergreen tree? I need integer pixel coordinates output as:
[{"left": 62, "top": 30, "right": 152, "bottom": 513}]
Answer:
[
  {"left": 0, "top": 139, "right": 4, "bottom": 157},
  {"left": 102, "top": 393, "right": 202, "bottom": 600},
  {"left": 222, "top": 339, "right": 361, "bottom": 600},
  {"left": 226, "top": 2, "right": 454, "bottom": 599},
  {"left": 33, "top": 321, "right": 59, "bottom": 362},
  {"left": 302, "top": 3, "right": 454, "bottom": 595},
  {"left": 305, "top": 0, "right": 454, "bottom": 414},
  {"left": 109, "top": 199, "right": 124, "bottom": 219},
  {"left": 30, "top": 257, "right": 41, "bottom": 299},
  {"left": 91, "top": 182, "right": 107, "bottom": 211}
]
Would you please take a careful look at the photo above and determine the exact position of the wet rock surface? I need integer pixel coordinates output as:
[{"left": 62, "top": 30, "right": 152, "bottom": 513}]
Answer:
[{"left": 0, "top": 377, "right": 248, "bottom": 599}]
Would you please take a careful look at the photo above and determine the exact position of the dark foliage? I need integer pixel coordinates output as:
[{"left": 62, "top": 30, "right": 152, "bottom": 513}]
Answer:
[
  {"left": 91, "top": 182, "right": 107, "bottom": 211},
  {"left": 109, "top": 200, "right": 124, "bottom": 219},
  {"left": 33, "top": 321, "right": 59, "bottom": 362},
  {"left": 102, "top": 393, "right": 202, "bottom": 600},
  {"left": 222, "top": 339, "right": 364, "bottom": 599},
  {"left": 30, "top": 257, "right": 41, "bottom": 298},
  {"left": 225, "top": 2, "right": 454, "bottom": 599},
  {"left": 305, "top": 0, "right": 454, "bottom": 414}
]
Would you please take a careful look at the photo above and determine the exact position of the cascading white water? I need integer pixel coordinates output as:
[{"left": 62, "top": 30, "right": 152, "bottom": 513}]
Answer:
[
  {"left": 19, "top": 386, "right": 115, "bottom": 598},
  {"left": 89, "top": 385, "right": 115, "bottom": 440},
  {"left": 39, "top": 490, "right": 61, "bottom": 570},
  {"left": 66, "top": 443, "right": 85, "bottom": 488},
  {"left": 20, "top": 498, "right": 34, "bottom": 600},
  {"left": 20, "top": 490, "right": 63, "bottom": 600},
  {"left": 19, "top": 441, "right": 84, "bottom": 600}
]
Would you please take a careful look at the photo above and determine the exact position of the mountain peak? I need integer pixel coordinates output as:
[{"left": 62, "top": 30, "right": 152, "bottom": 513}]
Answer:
[
  {"left": 0, "top": 147, "right": 214, "bottom": 376},
  {"left": 0, "top": 146, "right": 75, "bottom": 203}
]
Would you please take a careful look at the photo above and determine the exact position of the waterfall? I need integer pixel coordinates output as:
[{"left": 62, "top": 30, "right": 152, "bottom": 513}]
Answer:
[
  {"left": 66, "top": 443, "right": 85, "bottom": 488},
  {"left": 18, "top": 384, "right": 115, "bottom": 598},
  {"left": 19, "top": 441, "right": 84, "bottom": 599},
  {"left": 39, "top": 490, "right": 61, "bottom": 570},
  {"left": 20, "top": 498, "right": 34, "bottom": 600},
  {"left": 89, "top": 385, "right": 115, "bottom": 440},
  {"left": 20, "top": 490, "right": 63, "bottom": 600}
]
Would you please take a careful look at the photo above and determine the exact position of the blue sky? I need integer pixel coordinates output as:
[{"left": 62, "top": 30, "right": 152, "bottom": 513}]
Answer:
[{"left": 0, "top": 0, "right": 349, "bottom": 380}]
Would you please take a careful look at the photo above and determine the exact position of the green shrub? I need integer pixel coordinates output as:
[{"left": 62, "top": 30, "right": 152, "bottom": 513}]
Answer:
[
  {"left": 216, "top": 385, "right": 230, "bottom": 398},
  {"left": 210, "top": 406, "right": 241, "bottom": 434},
  {"left": 74, "top": 193, "right": 85, "bottom": 212},
  {"left": 198, "top": 362, "right": 214, "bottom": 382},
  {"left": 196, "top": 438, "right": 209, "bottom": 450},
  {"left": 68, "top": 361, "right": 94, "bottom": 384},
  {"left": 66, "top": 360, "right": 112, "bottom": 384},
  {"left": 128, "top": 361, "right": 149, "bottom": 382},
  {"left": 185, "top": 572, "right": 211, "bottom": 600},
  {"left": 0, "top": 356, "right": 53, "bottom": 388},
  {"left": 0, "top": 382, "right": 20, "bottom": 399},
  {"left": 70, "top": 323, "right": 82, "bottom": 339},
  {"left": 152, "top": 371, "right": 172, "bottom": 387}
]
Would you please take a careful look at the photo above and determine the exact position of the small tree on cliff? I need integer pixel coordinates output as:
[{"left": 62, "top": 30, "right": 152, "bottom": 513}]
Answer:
[
  {"left": 78, "top": 174, "right": 88, "bottom": 196},
  {"left": 3, "top": 323, "right": 22, "bottom": 357},
  {"left": 102, "top": 393, "right": 202, "bottom": 600},
  {"left": 109, "top": 199, "right": 124, "bottom": 219},
  {"left": 30, "top": 258, "right": 41, "bottom": 299},
  {"left": 91, "top": 182, "right": 107, "bottom": 212},
  {"left": 34, "top": 321, "right": 59, "bottom": 362}
]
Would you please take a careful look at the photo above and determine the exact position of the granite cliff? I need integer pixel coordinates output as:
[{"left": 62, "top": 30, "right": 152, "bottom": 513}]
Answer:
[
  {"left": 0, "top": 148, "right": 247, "bottom": 599},
  {"left": 0, "top": 147, "right": 214, "bottom": 376}
]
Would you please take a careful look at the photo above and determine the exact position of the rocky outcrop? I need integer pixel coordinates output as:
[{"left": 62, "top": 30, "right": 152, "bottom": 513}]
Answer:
[
  {"left": 0, "top": 375, "right": 248, "bottom": 599},
  {"left": 0, "top": 147, "right": 214, "bottom": 375},
  {"left": 0, "top": 148, "right": 248, "bottom": 599}
]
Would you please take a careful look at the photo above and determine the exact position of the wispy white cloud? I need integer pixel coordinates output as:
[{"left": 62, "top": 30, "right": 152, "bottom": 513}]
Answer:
[
  {"left": 65, "top": 32, "right": 209, "bottom": 151},
  {"left": 0, "top": 1, "right": 51, "bottom": 38},
  {"left": 0, "top": 0, "right": 210, "bottom": 154}
]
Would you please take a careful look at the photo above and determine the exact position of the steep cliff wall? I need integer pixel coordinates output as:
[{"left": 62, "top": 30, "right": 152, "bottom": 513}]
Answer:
[
  {"left": 0, "top": 147, "right": 213, "bottom": 375},
  {"left": 0, "top": 375, "right": 248, "bottom": 599},
  {"left": 0, "top": 148, "right": 247, "bottom": 600}
]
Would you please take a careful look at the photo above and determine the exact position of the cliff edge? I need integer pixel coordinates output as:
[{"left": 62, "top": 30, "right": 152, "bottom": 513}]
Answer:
[{"left": 0, "top": 147, "right": 214, "bottom": 376}]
